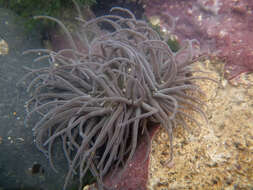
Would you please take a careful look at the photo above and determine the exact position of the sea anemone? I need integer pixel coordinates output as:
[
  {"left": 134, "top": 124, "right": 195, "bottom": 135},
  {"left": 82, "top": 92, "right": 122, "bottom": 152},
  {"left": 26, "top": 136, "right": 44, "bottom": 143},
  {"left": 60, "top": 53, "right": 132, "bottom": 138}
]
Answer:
[{"left": 21, "top": 5, "right": 211, "bottom": 190}]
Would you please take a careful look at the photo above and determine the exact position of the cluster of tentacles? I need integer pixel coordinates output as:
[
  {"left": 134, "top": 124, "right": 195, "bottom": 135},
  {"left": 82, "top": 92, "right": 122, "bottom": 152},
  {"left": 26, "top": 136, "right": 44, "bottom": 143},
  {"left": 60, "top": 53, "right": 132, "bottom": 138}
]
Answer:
[{"left": 21, "top": 7, "right": 209, "bottom": 190}]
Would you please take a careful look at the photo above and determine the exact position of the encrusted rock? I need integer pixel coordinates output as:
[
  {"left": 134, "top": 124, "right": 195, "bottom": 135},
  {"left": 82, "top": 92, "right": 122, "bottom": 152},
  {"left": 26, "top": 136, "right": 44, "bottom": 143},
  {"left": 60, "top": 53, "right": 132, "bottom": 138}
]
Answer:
[
  {"left": 148, "top": 60, "right": 253, "bottom": 190},
  {"left": 144, "top": 0, "right": 253, "bottom": 80}
]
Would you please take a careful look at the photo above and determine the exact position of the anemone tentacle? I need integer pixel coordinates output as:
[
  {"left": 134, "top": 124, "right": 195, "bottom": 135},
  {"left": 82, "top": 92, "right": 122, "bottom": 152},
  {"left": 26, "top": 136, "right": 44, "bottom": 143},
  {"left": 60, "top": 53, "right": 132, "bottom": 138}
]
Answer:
[{"left": 22, "top": 6, "right": 213, "bottom": 190}]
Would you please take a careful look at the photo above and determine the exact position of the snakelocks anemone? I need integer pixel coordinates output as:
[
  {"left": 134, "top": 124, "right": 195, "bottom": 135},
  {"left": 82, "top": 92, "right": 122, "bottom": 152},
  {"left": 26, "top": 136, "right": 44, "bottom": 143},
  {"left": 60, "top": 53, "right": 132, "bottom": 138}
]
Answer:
[{"left": 20, "top": 4, "right": 213, "bottom": 190}]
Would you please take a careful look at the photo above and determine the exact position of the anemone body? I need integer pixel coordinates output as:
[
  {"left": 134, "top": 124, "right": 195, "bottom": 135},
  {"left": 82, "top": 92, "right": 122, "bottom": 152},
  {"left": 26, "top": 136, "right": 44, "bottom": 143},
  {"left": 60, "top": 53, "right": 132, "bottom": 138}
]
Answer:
[{"left": 23, "top": 7, "right": 207, "bottom": 190}]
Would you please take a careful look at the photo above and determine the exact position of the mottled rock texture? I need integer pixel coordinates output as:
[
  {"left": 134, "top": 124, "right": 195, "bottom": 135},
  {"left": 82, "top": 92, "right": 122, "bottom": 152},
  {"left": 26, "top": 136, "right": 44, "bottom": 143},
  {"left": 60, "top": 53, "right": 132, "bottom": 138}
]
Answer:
[
  {"left": 144, "top": 0, "right": 253, "bottom": 80},
  {"left": 148, "top": 60, "right": 253, "bottom": 190}
]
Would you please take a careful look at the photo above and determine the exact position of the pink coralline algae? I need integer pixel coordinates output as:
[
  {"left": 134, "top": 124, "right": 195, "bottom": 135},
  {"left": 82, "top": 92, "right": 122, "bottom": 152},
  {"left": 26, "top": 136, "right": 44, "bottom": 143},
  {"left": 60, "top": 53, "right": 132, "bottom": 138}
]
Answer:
[{"left": 144, "top": 0, "right": 253, "bottom": 80}]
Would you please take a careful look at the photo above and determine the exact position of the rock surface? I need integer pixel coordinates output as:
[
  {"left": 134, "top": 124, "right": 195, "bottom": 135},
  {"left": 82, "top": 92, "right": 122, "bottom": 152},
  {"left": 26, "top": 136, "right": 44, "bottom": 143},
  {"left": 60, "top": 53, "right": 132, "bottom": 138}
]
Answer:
[
  {"left": 144, "top": 0, "right": 253, "bottom": 80},
  {"left": 0, "top": 8, "right": 70, "bottom": 190},
  {"left": 148, "top": 60, "right": 253, "bottom": 190}
]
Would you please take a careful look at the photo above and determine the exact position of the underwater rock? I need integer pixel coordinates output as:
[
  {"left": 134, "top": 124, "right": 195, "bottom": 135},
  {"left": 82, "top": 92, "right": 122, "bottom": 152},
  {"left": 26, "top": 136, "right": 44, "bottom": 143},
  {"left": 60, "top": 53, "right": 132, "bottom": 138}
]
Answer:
[
  {"left": 144, "top": 0, "right": 253, "bottom": 80},
  {"left": 0, "top": 8, "right": 67, "bottom": 190},
  {"left": 148, "top": 60, "right": 253, "bottom": 189}
]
